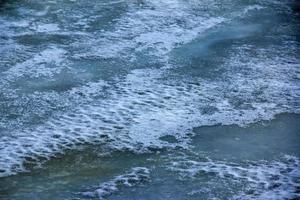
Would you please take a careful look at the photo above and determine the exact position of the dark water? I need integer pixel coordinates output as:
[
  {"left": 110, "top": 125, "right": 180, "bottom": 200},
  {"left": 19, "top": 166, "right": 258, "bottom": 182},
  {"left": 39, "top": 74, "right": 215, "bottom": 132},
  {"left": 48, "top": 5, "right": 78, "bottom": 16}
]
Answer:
[{"left": 0, "top": 0, "right": 299, "bottom": 199}]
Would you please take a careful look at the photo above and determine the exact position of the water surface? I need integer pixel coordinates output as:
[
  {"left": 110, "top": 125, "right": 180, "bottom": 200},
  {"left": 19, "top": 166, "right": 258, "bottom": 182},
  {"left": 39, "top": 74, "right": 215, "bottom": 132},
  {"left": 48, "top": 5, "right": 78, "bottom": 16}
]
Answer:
[{"left": 0, "top": 0, "right": 299, "bottom": 199}]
